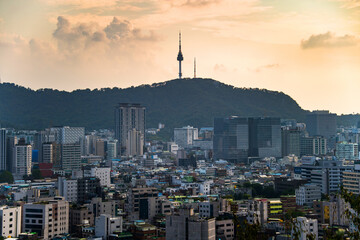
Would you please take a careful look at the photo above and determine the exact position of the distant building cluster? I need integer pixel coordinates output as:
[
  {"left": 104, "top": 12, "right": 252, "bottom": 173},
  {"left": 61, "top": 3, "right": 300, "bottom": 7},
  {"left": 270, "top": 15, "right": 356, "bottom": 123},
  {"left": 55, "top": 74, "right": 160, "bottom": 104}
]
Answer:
[{"left": 1, "top": 103, "right": 360, "bottom": 240}]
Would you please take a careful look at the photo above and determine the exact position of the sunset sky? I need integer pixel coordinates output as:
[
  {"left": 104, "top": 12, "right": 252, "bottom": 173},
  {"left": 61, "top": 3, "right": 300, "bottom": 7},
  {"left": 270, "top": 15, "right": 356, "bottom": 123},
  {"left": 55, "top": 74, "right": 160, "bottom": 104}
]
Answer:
[{"left": 0, "top": 0, "right": 359, "bottom": 114}]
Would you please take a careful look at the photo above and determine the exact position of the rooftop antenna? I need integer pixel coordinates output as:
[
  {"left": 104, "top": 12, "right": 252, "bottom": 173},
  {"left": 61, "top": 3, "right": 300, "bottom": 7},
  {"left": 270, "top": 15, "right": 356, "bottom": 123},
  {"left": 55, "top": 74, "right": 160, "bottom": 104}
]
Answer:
[
  {"left": 177, "top": 31, "right": 184, "bottom": 79},
  {"left": 194, "top": 58, "right": 196, "bottom": 78}
]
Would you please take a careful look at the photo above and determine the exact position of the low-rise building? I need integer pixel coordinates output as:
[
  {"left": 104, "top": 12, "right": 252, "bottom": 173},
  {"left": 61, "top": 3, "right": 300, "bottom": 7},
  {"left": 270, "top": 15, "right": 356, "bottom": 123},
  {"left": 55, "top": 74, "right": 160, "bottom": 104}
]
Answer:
[
  {"left": 22, "top": 197, "right": 69, "bottom": 240},
  {"left": 0, "top": 205, "right": 22, "bottom": 238},
  {"left": 296, "top": 184, "right": 321, "bottom": 206}
]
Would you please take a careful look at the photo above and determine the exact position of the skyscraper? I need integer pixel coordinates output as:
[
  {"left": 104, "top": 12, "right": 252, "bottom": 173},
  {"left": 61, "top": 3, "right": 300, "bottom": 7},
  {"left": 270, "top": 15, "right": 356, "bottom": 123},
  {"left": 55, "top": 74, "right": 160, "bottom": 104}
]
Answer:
[
  {"left": 306, "top": 110, "right": 337, "bottom": 139},
  {"left": 248, "top": 117, "right": 281, "bottom": 158},
  {"left": 0, "top": 129, "right": 6, "bottom": 171},
  {"left": 114, "top": 103, "right": 145, "bottom": 155},
  {"left": 213, "top": 117, "right": 281, "bottom": 161},
  {"left": 6, "top": 136, "right": 17, "bottom": 173},
  {"left": 281, "top": 127, "right": 301, "bottom": 157},
  {"left": 213, "top": 117, "right": 249, "bottom": 162}
]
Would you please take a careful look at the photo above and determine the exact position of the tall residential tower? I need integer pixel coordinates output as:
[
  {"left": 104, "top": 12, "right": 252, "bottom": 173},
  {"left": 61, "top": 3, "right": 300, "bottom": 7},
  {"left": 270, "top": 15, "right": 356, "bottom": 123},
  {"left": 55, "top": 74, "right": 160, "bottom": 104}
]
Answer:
[{"left": 114, "top": 103, "right": 146, "bottom": 156}]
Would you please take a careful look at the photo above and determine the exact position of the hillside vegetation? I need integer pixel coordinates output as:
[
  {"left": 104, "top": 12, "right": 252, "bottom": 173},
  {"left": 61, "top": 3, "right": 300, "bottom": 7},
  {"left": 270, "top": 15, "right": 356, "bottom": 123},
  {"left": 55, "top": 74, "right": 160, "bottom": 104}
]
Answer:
[{"left": 0, "top": 78, "right": 334, "bottom": 136}]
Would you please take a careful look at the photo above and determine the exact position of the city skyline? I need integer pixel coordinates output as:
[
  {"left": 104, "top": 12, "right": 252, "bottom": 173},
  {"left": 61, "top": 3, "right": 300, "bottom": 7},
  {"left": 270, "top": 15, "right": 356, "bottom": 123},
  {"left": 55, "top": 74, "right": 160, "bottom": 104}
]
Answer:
[{"left": 0, "top": 0, "right": 359, "bottom": 115}]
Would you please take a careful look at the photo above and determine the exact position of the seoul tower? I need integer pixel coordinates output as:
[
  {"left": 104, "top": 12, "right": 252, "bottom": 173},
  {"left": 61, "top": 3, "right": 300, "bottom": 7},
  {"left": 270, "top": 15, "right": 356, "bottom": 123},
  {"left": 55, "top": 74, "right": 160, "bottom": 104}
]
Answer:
[{"left": 177, "top": 32, "right": 184, "bottom": 79}]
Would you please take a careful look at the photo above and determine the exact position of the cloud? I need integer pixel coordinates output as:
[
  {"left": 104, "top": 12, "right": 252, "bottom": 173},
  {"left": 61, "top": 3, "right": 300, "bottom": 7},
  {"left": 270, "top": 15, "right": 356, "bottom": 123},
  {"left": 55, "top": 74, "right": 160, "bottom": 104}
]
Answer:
[
  {"left": 248, "top": 64, "right": 280, "bottom": 73},
  {"left": 214, "top": 64, "right": 226, "bottom": 72},
  {"left": 178, "top": 0, "right": 220, "bottom": 8},
  {"left": 335, "top": 0, "right": 360, "bottom": 9},
  {"left": 301, "top": 32, "right": 359, "bottom": 49},
  {"left": 0, "top": 15, "right": 163, "bottom": 90},
  {"left": 52, "top": 16, "right": 159, "bottom": 56},
  {"left": 104, "top": 17, "right": 158, "bottom": 41}
]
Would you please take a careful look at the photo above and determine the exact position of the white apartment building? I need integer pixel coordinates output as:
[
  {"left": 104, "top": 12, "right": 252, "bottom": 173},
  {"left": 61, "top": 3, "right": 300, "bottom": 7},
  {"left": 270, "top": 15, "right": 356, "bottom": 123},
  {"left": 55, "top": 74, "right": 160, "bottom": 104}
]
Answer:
[
  {"left": 95, "top": 214, "right": 122, "bottom": 240},
  {"left": 296, "top": 184, "right": 321, "bottom": 206},
  {"left": 336, "top": 142, "right": 359, "bottom": 160},
  {"left": 300, "top": 158, "right": 353, "bottom": 194},
  {"left": 14, "top": 142, "right": 32, "bottom": 178},
  {"left": 199, "top": 181, "right": 212, "bottom": 195},
  {"left": 90, "top": 167, "right": 111, "bottom": 187},
  {"left": 0, "top": 206, "right": 22, "bottom": 238},
  {"left": 292, "top": 217, "right": 318, "bottom": 240},
  {"left": 22, "top": 197, "right": 69, "bottom": 240},
  {"left": 58, "top": 177, "right": 78, "bottom": 202},
  {"left": 174, "top": 126, "right": 198, "bottom": 148}
]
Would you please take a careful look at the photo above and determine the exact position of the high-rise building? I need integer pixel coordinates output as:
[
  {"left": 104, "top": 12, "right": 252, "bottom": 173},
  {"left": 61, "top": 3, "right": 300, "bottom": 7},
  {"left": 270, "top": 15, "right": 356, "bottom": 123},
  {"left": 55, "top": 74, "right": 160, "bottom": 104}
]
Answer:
[
  {"left": 95, "top": 139, "right": 105, "bottom": 158},
  {"left": 85, "top": 135, "right": 98, "bottom": 155},
  {"left": 213, "top": 117, "right": 249, "bottom": 162},
  {"left": 0, "top": 129, "right": 6, "bottom": 171},
  {"left": 106, "top": 140, "right": 117, "bottom": 160},
  {"left": 213, "top": 117, "right": 281, "bottom": 161},
  {"left": 14, "top": 138, "right": 32, "bottom": 179},
  {"left": 248, "top": 117, "right": 281, "bottom": 158},
  {"left": 174, "top": 126, "right": 198, "bottom": 148},
  {"left": 52, "top": 126, "right": 85, "bottom": 145},
  {"left": 306, "top": 110, "right": 337, "bottom": 139},
  {"left": 281, "top": 127, "right": 301, "bottom": 157},
  {"left": 114, "top": 103, "right": 145, "bottom": 155},
  {"left": 61, "top": 144, "right": 81, "bottom": 173},
  {"left": 42, "top": 143, "right": 53, "bottom": 163},
  {"left": 33, "top": 131, "right": 55, "bottom": 163},
  {"left": 300, "top": 136, "right": 327, "bottom": 156},
  {"left": 6, "top": 136, "right": 17, "bottom": 173},
  {"left": 126, "top": 129, "right": 144, "bottom": 157}
]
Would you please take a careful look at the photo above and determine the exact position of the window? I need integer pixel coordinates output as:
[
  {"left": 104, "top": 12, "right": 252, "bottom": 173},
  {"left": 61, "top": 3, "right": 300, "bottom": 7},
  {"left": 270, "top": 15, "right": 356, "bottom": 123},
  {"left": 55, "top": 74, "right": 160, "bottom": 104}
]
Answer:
[{"left": 26, "top": 209, "right": 43, "bottom": 213}]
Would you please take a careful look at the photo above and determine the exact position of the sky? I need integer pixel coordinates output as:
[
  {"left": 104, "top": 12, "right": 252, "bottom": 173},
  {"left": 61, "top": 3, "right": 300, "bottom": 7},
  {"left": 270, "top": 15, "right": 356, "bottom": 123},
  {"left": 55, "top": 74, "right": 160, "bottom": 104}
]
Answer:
[{"left": 0, "top": 0, "right": 359, "bottom": 114}]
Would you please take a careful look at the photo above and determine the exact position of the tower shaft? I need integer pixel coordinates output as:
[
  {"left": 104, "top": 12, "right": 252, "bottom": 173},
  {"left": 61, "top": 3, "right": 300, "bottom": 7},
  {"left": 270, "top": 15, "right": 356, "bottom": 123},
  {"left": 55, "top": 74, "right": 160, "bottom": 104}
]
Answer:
[{"left": 177, "top": 32, "right": 183, "bottom": 79}]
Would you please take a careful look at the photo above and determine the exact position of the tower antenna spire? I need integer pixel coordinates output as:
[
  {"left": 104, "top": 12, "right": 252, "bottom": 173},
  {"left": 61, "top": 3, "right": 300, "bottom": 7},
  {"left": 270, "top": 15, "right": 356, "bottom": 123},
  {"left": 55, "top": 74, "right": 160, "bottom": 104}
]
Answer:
[
  {"left": 177, "top": 31, "right": 184, "bottom": 79},
  {"left": 194, "top": 58, "right": 196, "bottom": 78}
]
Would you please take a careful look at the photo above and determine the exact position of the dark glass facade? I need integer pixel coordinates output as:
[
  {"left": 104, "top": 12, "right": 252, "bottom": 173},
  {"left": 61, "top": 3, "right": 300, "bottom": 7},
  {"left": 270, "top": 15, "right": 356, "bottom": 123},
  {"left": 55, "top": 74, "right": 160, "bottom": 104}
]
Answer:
[{"left": 214, "top": 117, "right": 281, "bottom": 161}]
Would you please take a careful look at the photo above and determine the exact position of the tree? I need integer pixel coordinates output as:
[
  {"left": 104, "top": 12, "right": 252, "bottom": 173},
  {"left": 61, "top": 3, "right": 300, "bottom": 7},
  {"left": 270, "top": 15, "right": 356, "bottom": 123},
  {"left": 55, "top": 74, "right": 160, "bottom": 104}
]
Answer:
[
  {"left": 0, "top": 171, "right": 14, "bottom": 184},
  {"left": 339, "top": 187, "right": 360, "bottom": 240},
  {"left": 32, "top": 169, "right": 43, "bottom": 179}
]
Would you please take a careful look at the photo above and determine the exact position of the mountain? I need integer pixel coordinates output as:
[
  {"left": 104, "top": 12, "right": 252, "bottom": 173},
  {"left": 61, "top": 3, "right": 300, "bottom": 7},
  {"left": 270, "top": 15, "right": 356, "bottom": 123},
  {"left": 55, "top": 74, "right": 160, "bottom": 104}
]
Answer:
[{"left": 0, "top": 78, "right": 307, "bottom": 136}]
